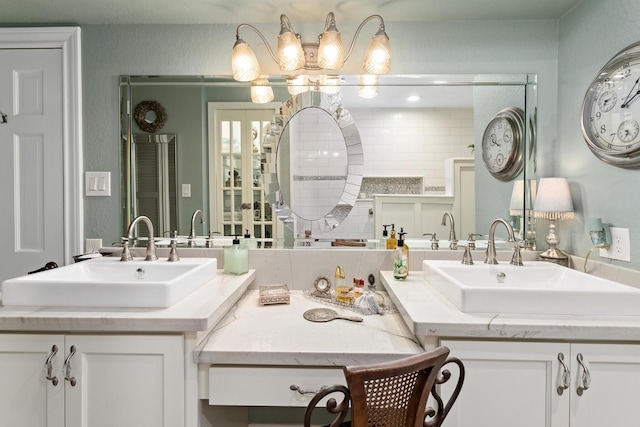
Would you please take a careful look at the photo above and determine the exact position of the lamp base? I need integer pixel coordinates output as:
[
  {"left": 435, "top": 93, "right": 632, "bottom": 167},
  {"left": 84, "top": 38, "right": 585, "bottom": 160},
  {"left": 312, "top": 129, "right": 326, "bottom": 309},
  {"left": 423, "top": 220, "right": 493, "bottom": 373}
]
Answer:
[{"left": 539, "top": 248, "right": 570, "bottom": 267}]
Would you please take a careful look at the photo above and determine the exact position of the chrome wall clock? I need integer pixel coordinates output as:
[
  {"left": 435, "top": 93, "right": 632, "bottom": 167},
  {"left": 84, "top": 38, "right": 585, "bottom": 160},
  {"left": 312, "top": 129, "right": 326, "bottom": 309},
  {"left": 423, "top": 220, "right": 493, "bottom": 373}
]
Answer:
[
  {"left": 481, "top": 107, "right": 525, "bottom": 181},
  {"left": 581, "top": 41, "right": 640, "bottom": 168}
]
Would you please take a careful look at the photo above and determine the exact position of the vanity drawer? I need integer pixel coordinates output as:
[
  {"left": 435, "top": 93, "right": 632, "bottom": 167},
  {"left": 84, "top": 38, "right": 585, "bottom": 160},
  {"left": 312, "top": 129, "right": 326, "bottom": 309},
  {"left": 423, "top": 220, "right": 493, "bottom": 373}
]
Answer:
[{"left": 208, "top": 366, "right": 346, "bottom": 407}]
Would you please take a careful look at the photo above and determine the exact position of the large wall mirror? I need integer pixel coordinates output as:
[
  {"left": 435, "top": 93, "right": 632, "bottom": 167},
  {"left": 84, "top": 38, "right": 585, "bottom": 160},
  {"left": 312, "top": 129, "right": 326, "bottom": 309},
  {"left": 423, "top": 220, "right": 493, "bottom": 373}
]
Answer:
[{"left": 120, "top": 74, "right": 537, "bottom": 248}]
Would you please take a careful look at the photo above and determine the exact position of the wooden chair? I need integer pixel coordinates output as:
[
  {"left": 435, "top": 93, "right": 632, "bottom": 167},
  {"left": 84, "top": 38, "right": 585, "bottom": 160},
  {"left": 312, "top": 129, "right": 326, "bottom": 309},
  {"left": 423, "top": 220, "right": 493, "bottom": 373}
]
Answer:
[{"left": 304, "top": 346, "right": 464, "bottom": 427}]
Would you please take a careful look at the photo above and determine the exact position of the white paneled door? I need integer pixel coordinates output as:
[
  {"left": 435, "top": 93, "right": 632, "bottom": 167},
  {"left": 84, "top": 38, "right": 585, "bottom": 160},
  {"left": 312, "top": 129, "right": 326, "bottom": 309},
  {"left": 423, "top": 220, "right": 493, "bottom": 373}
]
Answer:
[{"left": 0, "top": 49, "right": 64, "bottom": 282}]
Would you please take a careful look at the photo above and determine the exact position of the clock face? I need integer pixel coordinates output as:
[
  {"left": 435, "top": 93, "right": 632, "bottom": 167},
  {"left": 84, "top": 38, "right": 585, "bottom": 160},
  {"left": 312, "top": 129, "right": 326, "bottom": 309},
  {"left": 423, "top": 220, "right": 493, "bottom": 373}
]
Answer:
[
  {"left": 582, "top": 41, "right": 640, "bottom": 167},
  {"left": 481, "top": 107, "right": 525, "bottom": 181}
]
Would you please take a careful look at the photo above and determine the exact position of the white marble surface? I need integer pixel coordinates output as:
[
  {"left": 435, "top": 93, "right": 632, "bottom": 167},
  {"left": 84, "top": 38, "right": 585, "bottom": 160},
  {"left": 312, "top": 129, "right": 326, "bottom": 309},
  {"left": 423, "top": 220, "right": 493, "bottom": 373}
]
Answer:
[
  {"left": 195, "top": 290, "right": 424, "bottom": 366},
  {"left": 381, "top": 270, "right": 640, "bottom": 341},
  {"left": 0, "top": 270, "right": 255, "bottom": 332}
]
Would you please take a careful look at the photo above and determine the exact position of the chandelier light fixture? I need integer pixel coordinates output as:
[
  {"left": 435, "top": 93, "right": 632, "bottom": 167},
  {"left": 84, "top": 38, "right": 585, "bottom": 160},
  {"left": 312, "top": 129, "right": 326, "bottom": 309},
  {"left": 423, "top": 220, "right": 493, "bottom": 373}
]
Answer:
[{"left": 231, "top": 12, "right": 391, "bottom": 101}]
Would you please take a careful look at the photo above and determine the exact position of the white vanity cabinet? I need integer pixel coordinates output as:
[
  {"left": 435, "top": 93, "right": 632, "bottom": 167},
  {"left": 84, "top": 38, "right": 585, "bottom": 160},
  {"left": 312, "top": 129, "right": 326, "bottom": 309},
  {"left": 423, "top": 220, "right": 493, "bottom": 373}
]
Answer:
[
  {"left": 0, "top": 333, "right": 184, "bottom": 427},
  {"left": 440, "top": 339, "right": 640, "bottom": 427}
]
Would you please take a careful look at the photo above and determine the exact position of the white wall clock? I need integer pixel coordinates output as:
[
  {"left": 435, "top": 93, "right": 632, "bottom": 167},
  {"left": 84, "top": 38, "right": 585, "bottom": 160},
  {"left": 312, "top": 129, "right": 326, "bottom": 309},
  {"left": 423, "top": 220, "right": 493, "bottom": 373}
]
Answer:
[
  {"left": 481, "top": 107, "right": 525, "bottom": 181},
  {"left": 581, "top": 41, "right": 640, "bottom": 168}
]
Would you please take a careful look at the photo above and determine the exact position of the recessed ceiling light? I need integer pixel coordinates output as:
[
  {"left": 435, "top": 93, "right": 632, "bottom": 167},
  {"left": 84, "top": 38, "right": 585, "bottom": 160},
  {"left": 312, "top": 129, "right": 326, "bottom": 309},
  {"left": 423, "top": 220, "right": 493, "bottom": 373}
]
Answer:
[{"left": 406, "top": 95, "right": 422, "bottom": 102}]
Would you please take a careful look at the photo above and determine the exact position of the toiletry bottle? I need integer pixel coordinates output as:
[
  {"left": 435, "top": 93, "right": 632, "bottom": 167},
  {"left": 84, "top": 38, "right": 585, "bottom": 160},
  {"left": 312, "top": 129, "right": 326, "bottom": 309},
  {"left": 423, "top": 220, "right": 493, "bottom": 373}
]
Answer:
[
  {"left": 354, "top": 278, "right": 365, "bottom": 298},
  {"left": 381, "top": 224, "right": 389, "bottom": 249},
  {"left": 393, "top": 228, "right": 409, "bottom": 280},
  {"left": 334, "top": 265, "right": 353, "bottom": 303},
  {"left": 386, "top": 224, "right": 398, "bottom": 250},
  {"left": 244, "top": 229, "right": 258, "bottom": 249},
  {"left": 223, "top": 235, "right": 249, "bottom": 275}
]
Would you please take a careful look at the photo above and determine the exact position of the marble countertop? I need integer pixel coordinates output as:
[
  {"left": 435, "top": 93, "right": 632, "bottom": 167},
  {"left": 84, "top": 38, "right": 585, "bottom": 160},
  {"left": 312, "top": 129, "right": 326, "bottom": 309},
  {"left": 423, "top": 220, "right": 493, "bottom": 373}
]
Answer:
[
  {"left": 195, "top": 290, "right": 424, "bottom": 366},
  {"left": 0, "top": 270, "right": 255, "bottom": 332},
  {"left": 381, "top": 270, "right": 640, "bottom": 341}
]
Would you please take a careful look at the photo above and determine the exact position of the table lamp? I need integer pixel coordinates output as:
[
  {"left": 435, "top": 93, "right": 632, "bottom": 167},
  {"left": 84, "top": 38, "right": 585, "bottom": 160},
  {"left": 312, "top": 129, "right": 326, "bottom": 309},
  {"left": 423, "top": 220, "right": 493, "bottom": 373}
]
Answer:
[{"left": 533, "top": 177, "right": 574, "bottom": 265}]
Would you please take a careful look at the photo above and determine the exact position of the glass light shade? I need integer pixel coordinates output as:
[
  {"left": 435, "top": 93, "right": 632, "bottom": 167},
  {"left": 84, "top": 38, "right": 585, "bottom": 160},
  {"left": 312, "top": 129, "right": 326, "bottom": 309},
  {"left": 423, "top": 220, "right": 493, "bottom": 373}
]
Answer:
[
  {"left": 317, "top": 30, "right": 344, "bottom": 69},
  {"left": 319, "top": 74, "right": 341, "bottom": 94},
  {"left": 232, "top": 41, "right": 261, "bottom": 82},
  {"left": 357, "top": 74, "right": 379, "bottom": 98},
  {"left": 277, "top": 31, "right": 305, "bottom": 71},
  {"left": 363, "top": 33, "right": 391, "bottom": 74},
  {"left": 286, "top": 75, "right": 309, "bottom": 95},
  {"left": 251, "top": 77, "right": 274, "bottom": 104},
  {"left": 533, "top": 177, "right": 575, "bottom": 220}
]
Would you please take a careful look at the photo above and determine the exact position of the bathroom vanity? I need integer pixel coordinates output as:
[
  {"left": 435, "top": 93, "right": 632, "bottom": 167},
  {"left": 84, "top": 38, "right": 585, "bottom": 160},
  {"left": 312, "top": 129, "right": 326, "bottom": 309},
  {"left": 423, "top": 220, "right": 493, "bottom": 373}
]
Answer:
[
  {"left": 380, "top": 268, "right": 640, "bottom": 427},
  {"left": 0, "top": 270, "right": 255, "bottom": 427},
  {"left": 3, "top": 249, "right": 640, "bottom": 427}
]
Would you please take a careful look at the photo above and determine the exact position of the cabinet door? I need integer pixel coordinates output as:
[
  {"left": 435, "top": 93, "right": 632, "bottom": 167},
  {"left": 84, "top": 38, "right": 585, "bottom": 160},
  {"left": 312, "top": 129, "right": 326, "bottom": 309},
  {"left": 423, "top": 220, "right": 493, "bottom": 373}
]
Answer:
[
  {"left": 0, "top": 334, "right": 64, "bottom": 427},
  {"left": 64, "top": 334, "right": 184, "bottom": 427},
  {"left": 570, "top": 343, "right": 640, "bottom": 427},
  {"left": 440, "top": 340, "right": 569, "bottom": 427}
]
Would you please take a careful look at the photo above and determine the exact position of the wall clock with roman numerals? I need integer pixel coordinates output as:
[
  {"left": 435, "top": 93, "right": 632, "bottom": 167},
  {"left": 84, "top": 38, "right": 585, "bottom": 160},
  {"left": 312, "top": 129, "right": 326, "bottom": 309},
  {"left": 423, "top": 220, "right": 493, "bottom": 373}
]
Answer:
[{"left": 581, "top": 41, "right": 640, "bottom": 168}]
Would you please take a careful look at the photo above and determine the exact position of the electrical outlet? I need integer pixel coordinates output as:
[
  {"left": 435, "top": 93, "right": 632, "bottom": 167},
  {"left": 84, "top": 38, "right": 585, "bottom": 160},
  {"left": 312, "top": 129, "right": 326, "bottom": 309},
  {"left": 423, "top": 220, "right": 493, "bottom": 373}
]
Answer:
[{"left": 600, "top": 227, "right": 631, "bottom": 262}]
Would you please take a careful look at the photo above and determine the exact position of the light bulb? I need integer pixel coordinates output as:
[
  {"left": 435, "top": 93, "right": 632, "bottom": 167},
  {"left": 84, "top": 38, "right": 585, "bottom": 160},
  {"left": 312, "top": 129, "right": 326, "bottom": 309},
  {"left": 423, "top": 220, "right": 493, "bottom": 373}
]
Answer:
[{"left": 251, "top": 77, "right": 274, "bottom": 104}]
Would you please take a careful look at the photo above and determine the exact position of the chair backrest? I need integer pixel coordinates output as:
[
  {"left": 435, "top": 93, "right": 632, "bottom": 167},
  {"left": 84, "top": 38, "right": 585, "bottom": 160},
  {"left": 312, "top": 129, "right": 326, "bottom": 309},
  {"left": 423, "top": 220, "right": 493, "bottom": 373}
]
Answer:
[{"left": 304, "top": 346, "right": 464, "bottom": 427}]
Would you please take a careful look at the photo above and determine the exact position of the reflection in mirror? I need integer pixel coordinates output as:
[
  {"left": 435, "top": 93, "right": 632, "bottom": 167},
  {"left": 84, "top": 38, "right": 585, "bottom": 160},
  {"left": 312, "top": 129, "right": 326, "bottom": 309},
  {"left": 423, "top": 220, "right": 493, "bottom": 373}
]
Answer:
[
  {"left": 120, "top": 74, "right": 537, "bottom": 248},
  {"left": 125, "top": 134, "right": 177, "bottom": 238},
  {"left": 277, "top": 107, "right": 348, "bottom": 221},
  {"left": 263, "top": 91, "right": 363, "bottom": 236}
]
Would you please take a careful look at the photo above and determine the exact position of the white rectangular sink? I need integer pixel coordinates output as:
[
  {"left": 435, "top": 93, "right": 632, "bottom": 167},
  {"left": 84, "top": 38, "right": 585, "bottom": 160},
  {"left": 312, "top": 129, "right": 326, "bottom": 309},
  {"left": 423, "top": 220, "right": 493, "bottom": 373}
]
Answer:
[
  {"left": 423, "top": 260, "right": 640, "bottom": 316},
  {"left": 1, "top": 257, "right": 217, "bottom": 308}
]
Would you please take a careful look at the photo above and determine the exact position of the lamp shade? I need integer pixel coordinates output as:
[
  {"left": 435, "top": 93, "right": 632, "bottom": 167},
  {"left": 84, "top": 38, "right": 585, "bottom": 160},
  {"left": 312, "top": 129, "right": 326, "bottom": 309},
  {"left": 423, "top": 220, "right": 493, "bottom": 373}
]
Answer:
[
  {"left": 317, "top": 29, "right": 344, "bottom": 69},
  {"left": 533, "top": 177, "right": 574, "bottom": 220},
  {"left": 232, "top": 39, "right": 261, "bottom": 82},
  {"left": 509, "top": 180, "right": 525, "bottom": 215},
  {"left": 250, "top": 77, "right": 274, "bottom": 104},
  {"left": 357, "top": 74, "right": 379, "bottom": 98},
  {"left": 277, "top": 30, "right": 305, "bottom": 71},
  {"left": 363, "top": 31, "right": 391, "bottom": 74}
]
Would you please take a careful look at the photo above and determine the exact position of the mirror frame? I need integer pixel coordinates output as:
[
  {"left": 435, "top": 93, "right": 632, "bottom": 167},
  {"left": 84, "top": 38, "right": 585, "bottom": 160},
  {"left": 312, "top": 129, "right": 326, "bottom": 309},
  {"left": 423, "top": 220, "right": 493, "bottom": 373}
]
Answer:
[{"left": 262, "top": 90, "right": 364, "bottom": 235}]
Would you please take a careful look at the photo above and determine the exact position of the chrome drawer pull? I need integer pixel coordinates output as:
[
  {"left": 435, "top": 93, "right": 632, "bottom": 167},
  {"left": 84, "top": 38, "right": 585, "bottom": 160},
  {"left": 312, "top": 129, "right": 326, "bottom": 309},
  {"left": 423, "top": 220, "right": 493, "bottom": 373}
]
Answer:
[
  {"left": 290, "top": 384, "right": 323, "bottom": 395},
  {"left": 576, "top": 353, "right": 591, "bottom": 396},
  {"left": 556, "top": 352, "right": 570, "bottom": 395},
  {"left": 44, "top": 345, "right": 59, "bottom": 386},
  {"left": 63, "top": 345, "right": 77, "bottom": 387}
]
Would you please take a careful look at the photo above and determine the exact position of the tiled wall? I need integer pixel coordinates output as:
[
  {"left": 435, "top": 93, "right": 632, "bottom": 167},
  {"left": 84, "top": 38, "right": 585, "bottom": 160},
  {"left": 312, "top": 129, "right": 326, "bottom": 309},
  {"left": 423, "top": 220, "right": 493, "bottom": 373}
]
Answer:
[{"left": 316, "top": 107, "right": 475, "bottom": 240}]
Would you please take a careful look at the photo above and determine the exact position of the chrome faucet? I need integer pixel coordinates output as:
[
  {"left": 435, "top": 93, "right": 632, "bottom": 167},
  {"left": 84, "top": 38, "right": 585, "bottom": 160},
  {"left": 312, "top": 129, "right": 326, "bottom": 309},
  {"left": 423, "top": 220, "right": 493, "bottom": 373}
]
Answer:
[
  {"left": 441, "top": 212, "right": 458, "bottom": 249},
  {"left": 188, "top": 209, "right": 205, "bottom": 240},
  {"left": 120, "top": 215, "right": 158, "bottom": 262},
  {"left": 484, "top": 218, "right": 516, "bottom": 265}
]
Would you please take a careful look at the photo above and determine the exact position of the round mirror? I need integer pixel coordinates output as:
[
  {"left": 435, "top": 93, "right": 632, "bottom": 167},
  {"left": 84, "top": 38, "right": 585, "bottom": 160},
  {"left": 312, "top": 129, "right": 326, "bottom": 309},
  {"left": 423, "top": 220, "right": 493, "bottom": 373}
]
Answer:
[
  {"left": 276, "top": 107, "right": 348, "bottom": 221},
  {"left": 262, "top": 91, "right": 363, "bottom": 236}
]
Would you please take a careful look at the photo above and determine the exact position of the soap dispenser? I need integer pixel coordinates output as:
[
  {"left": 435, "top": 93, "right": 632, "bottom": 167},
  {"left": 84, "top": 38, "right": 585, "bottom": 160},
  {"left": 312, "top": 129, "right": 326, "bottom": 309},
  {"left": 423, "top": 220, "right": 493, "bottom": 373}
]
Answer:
[
  {"left": 393, "top": 228, "right": 409, "bottom": 280},
  {"left": 243, "top": 229, "right": 258, "bottom": 249},
  {"left": 386, "top": 224, "right": 398, "bottom": 250},
  {"left": 380, "top": 224, "right": 389, "bottom": 249},
  {"left": 224, "top": 235, "right": 249, "bottom": 275}
]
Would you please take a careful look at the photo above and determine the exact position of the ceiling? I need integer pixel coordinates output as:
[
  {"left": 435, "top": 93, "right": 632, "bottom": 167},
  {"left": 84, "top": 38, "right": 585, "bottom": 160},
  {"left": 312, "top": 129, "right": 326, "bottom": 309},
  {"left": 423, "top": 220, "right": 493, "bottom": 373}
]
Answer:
[{"left": 4, "top": 0, "right": 584, "bottom": 25}]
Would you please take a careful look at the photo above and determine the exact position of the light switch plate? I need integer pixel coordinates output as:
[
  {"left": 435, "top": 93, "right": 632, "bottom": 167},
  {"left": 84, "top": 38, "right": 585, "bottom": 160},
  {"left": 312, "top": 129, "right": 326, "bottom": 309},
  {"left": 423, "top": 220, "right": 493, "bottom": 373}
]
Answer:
[
  {"left": 182, "top": 183, "right": 191, "bottom": 198},
  {"left": 85, "top": 171, "right": 111, "bottom": 197}
]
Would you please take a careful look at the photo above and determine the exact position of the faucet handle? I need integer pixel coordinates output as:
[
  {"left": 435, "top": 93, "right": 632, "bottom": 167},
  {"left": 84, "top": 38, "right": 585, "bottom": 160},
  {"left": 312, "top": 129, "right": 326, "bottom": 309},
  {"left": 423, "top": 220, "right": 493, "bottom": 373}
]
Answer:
[
  {"left": 461, "top": 245, "right": 474, "bottom": 265},
  {"left": 167, "top": 239, "right": 180, "bottom": 262},
  {"left": 510, "top": 241, "right": 524, "bottom": 266},
  {"left": 467, "top": 233, "right": 483, "bottom": 250},
  {"left": 423, "top": 233, "right": 439, "bottom": 250},
  {"left": 120, "top": 239, "right": 133, "bottom": 262}
]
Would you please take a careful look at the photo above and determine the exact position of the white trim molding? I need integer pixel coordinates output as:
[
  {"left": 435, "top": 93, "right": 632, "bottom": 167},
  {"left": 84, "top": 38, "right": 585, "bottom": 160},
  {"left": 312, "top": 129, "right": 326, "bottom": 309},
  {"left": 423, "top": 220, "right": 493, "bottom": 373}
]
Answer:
[{"left": 0, "top": 27, "right": 83, "bottom": 264}]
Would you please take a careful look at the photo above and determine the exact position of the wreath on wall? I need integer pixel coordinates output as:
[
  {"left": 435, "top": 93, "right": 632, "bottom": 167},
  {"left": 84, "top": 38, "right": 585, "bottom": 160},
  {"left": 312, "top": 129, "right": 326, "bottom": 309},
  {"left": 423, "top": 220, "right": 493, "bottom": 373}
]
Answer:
[{"left": 134, "top": 100, "right": 167, "bottom": 133}]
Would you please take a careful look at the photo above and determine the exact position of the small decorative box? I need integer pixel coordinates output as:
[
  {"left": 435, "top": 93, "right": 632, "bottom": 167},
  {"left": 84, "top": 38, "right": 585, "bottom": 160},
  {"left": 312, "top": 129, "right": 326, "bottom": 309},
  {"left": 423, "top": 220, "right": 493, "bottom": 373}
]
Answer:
[{"left": 259, "top": 284, "right": 290, "bottom": 306}]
